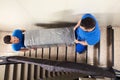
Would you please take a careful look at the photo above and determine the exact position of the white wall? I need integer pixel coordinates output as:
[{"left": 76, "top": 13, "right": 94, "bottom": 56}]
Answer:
[{"left": 0, "top": 0, "right": 120, "bottom": 31}]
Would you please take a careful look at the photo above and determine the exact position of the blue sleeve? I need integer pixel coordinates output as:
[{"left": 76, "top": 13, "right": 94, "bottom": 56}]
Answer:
[
  {"left": 12, "top": 29, "right": 22, "bottom": 37},
  {"left": 86, "top": 29, "right": 100, "bottom": 45},
  {"left": 11, "top": 29, "right": 23, "bottom": 51},
  {"left": 86, "top": 36, "right": 100, "bottom": 45},
  {"left": 12, "top": 44, "right": 21, "bottom": 51}
]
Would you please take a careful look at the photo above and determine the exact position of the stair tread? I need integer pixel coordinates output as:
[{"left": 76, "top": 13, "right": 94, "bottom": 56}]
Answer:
[{"left": 113, "top": 27, "right": 120, "bottom": 70}]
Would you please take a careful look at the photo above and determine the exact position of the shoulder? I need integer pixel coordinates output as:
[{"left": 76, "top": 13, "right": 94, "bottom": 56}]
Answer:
[
  {"left": 12, "top": 29, "right": 23, "bottom": 37},
  {"left": 13, "top": 29, "right": 22, "bottom": 33},
  {"left": 12, "top": 29, "right": 22, "bottom": 35},
  {"left": 12, "top": 44, "right": 21, "bottom": 51}
]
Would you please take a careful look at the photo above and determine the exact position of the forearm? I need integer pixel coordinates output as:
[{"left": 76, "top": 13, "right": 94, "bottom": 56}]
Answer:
[
  {"left": 20, "top": 48, "right": 29, "bottom": 52},
  {"left": 21, "top": 29, "right": 26, "bottom": 32},
  {"left": 75, "top": 39, "right": 88, "bottom": 46},
  {"left": 74, "top": 20, "right": 81, "bottom": 30},
  {"left": 78, "top": 41, "right": 88, "bottom": 46},
  {"left": 74, "top": 24, "right": 79, "bottom": 30},
  {"left": 20, "top": 47, "right": 37, "bottom": 52}
]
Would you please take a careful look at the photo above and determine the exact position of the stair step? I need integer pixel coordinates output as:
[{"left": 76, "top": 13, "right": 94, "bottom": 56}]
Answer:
[
  {"left": 34, "top": 49, "right": 40, "bottom": 80},
  {"left": 96, "top": 78, "right": 112, "bottom": 80},
  {"left": 67, "top": 45, "right": 76, "bottom": 62},
  {"left": 0, "top": 65, "right": 5, "bottom": 80},
  {"left": 50, "top": 46, "right": 60, "bottom": 77},
  {"left": 76, "top": 51, "right": 87, "bottom": 63},
  {"left": 20, "top": 63, "right": 28, "bottom": 80},
  {"left": 87, "top": 45, "right": 94, "bottom": 65},
  {"left": 99, "top": 27, "right": 108, "bottom": 67},
  {"left": 113, "top": 27, "right": 120, "bottom": 70},
  {"left": 13, "top": 64, "right": 21, "bottom": 80},
  {"left": 87, "top": 43, "right": 100, "bottom": 66},
  {"left": 43, "top": 47, "right": 51, "bottom": 78},
  {"left": 4, "top": 64, "right": 14, "bottom": 80},
  {"left": 57, "top": 46, "right": 66, "bottom": 61},
  {"left": 44, "top": 73, "right": 86, "bottom": 80}
]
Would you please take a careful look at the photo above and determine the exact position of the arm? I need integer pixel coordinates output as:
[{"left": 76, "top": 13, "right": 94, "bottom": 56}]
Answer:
[
  {"left": 21, "top": 29, "right": 26, "bottom": 32},
  {"left": 19, "top": 48, "right": 30, "bottom": 52},
  {"left": 73, "top": 20, "right": 81, "bottom": 31},
  {"left": 74, "top": 39, "right": 88, "bottom": 46},
  {"left": 19, "top": 47, "right": 37, "bottom": 52}
]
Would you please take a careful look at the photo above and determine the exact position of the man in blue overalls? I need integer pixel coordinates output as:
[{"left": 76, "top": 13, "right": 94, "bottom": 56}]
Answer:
[
  {"left": 3, "top": 29, "right": 28, "bottom": 51},
  {"left": 74, "top": 13, "right": 100, "bottom": 53}
]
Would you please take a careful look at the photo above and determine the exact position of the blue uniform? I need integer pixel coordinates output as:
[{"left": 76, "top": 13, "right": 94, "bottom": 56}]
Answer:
[
  {"left": 75, "top": 14, "right": 100, "bottom": 53},
  {"left": 12, "top": 29, "right": 25, "bottom": 51}
]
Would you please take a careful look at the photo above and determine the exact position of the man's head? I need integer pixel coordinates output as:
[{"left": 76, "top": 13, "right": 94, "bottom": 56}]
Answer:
[
  {"left": 80, "top": 17, "right": 96, "bottom": 31},
  {"left": 3, "top": 35, "right": 19, "bottom": 44}
]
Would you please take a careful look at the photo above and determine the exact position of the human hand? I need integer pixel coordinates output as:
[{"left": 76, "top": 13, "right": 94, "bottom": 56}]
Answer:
[
  {"left": 74, "top": 39, "right": 79, "bottom": 43},
  {"left": 73, "top": 27, "right": 77, "bottom": 31},
  {"left": 74, "top": 40, "right": 88, "bottom": 45},
  {"left": 31, "top": 48, "right": 37, "bottom": 50},
  {"left": 21, "top": 29, "right": 26, "bottom": 32}
]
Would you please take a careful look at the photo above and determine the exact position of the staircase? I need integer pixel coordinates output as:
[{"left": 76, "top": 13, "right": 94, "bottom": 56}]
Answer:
[{"left": 0, "top": 25, "right": 120, "bottom": 80}]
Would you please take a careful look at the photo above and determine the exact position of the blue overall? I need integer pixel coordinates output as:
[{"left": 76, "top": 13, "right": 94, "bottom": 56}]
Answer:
[
  {"left": 75, "top": 14, "right": 100, "bottom": 53},
  {"left": 12, "top": 29, "right": 25, "bottom": 51}
]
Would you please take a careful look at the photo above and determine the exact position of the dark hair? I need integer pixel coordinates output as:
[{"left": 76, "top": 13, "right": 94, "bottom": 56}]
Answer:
[
  {"left": 3, "top": 35, "right": 11, "bottom": 44},
  {"left": 80, "top": 17, "right": 96, "bottom": 29}
]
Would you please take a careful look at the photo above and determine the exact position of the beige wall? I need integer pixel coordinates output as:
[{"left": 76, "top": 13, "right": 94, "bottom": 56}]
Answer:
[
  {"left": 0, "top": 0, "right": 120, "bottom": 31},
  {"left": 0, "top": 0, "right": 120, "bottom": 54}
]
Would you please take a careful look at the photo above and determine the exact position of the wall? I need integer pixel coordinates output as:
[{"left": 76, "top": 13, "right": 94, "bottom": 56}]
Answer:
[
  {"left": 0, "top": 0, "right": 120, "bottom": 54},
  {"left": 0, "top": 0, "right": 120, "bottom": 31}
]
